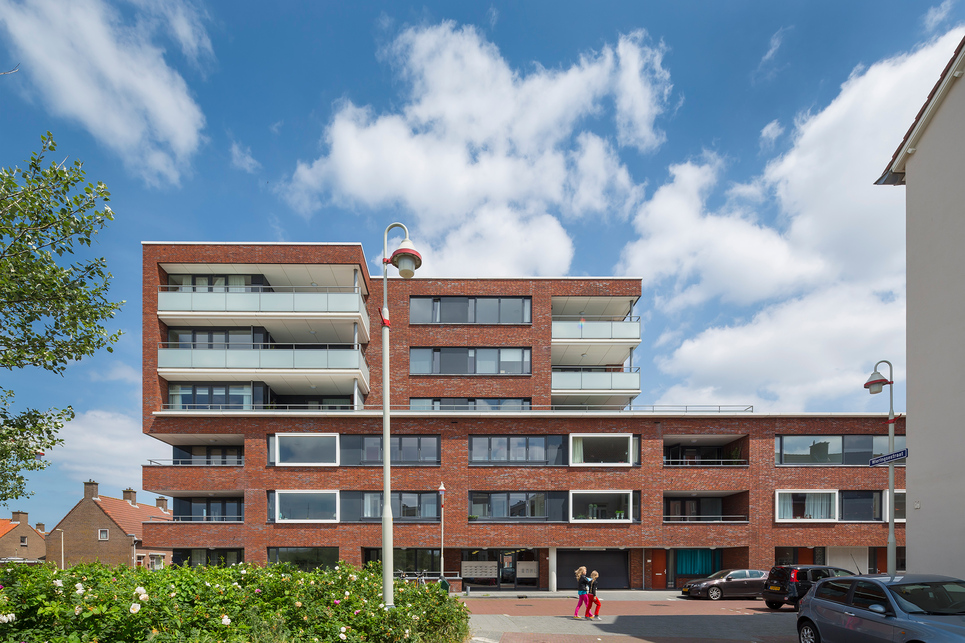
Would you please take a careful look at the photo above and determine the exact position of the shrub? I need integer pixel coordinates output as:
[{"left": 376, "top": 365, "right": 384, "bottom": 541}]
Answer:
[{"left": 0, "top": 561, "right": 470, "bottom": 643}]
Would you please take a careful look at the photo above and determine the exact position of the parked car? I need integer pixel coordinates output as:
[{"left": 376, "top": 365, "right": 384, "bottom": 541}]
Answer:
[
  {"left": 797, "top": 574, "right": 965, "bottom": 643},
  {"left": 762, "top": 565, "right": 855, "bottom": 610},
  {"left": 681, "top": 569, "right": 769, "bottom": 600}
]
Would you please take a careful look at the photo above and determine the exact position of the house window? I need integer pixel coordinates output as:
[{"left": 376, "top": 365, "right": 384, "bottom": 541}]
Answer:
[
  {"left": 173, "top": 549, "right": 244, "bottom": 567},
  {"left": 273, "top": 434, "right": 339, "bottom": 466},
  {"left": 363, "top": 547, "right": 440, "bottom": 573},
  {"left": 149, "top": 554, "right": 165, "bottom": 570},
  {"left": 360, "top": 435, "right": 440, "bottom": 465},
  {"left": 168, "top": 383, "right": 259, "bottom": 410},
  {"left": 361, "top": 492, "right": 440, "bottom": 520},
  {"left": 775, "top": 491, "right": 837, "bottom": 521},
  {"left": 569, "top": 490, "right": 632, "bottom": 521},
  {"left": 410, "top": 297, "right": 532, "bottom": 324},
  {"left": 410, "top": 397, "right": 531, "bottom": 411},
  {"left": 839, "top": 491, "right": 882, "bottom": 521},
  {"left": 20, "top": 536, "right": 27, "bottom": 546},
  {"left": 569, "top": 434, "right": 634, "bottom": 466},
  {"left": 409, "top": 347, "right": 532, "bottom": 375},
  {"left": 268, "top": 547, "right": 339, "bottom": 571},
  {"left": 470, "top": 436, "right": 552, "bottom": 463},
  {"left": 98, "top": 529, "right": 109, "bottom": 540},
  {"left": 167, "top": 274, "right": 265, "bottom": 292},
  {"left": 272, "top": 491, "right": 339, "bottom": 522},
  {"left": 470, "top": 492, "right": 547, "bottom": 519},
  {"left": 172, "top": 498, "right": 244, "bottom": 522},
  {"left": 775, "top": 435, "right": 906, "bottom": 465},
  {"left": 890, "top": 490, "right": 907, "bottom": 521}
]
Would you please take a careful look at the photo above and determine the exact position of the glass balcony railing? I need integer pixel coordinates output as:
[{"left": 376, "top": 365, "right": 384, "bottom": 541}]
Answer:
[
  {"left": 551, "top": 368, "right": 640, "bottom": 391},
  {"left": 157, "top": 343, "right": 369, "bottom": 380},
  {"left": 551, "top": 316, "right": 641, "bottom": 341}
]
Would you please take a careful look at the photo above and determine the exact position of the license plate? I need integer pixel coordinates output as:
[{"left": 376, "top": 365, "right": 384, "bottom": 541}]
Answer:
[
  {"left": 769, "top": 585, "right": 781, "bottom": 591},
  {"left": 682, "top": 588, "right": 689, "bottom": 593}
]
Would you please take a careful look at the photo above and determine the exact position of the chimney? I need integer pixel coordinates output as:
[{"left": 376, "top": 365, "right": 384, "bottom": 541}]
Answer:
[
  {"left": 84, "top": 480, "right": 99, "bottom": 499},
  {"left": 123, "top": 488, "right": 137, "bottom": 505},
  {"left": 35, "top": 522, "right": 45, "bottom": 533},
  {"left": 11, "top": 511, "right": 27, "bottom": 524},
  {"left": 155, "top": 497, "right": 168, "bottom": 511}
]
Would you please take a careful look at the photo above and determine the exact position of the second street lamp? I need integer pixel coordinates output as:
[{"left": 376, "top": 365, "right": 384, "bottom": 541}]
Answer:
[
  {"left": 381, "top": 222, "right": 422, "bottom": 609},
  {"left": 864, "top": 359, "right": 897, "bottom": 577}
]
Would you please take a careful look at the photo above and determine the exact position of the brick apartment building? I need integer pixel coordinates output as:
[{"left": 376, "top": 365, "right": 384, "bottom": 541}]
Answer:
[
  {"left": 141, "top": 241, "right": 905, "bottom": 590},
  {"left": 0, "top": 511, "right": 46, "bottom": 564}
]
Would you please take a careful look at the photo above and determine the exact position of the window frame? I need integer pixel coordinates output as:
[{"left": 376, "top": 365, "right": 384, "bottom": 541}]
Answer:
[
  {"left": 568, "top": 433, "right": 634, "bottom": 467},
  {"left": 274, "top": 433, "right": 340, "bottom": 467},
  {"left": 469, "top": 491, "right": 549, "bottom": 520},
  {"left": 838, "top": 490, "right": 883, "bottom": 523},
  {"left": 274, "top": 490, "right": 340, "bottom": 523},
  {"left": 775, "top": 434, "right": 907, "bottom": 466},
  {"left": 98, "top": 529, "right": 110, "bottom": 541},
  {"left": 774, "top": 489, "right": 839, "bottom": 523},
  {"left": 409, "top": 296, "right": 532, "bottom": 325},
  {"left": 568, "top": 490, "right": 633, "bottom": 523},
  {"left": 470, "top": 435, "right": 550, "bottom": 465},
  {"left": 360, "top": 491, "right": 441, "bottom": 521},
  {"left": 359, "top": 435, "right": 441, "bottom": 466},
  {"left": 409, "top": 347, "right": 532, "bottom": 376},
  {"left": 885, "top": 488, "right": 907, "bottom": 523}
]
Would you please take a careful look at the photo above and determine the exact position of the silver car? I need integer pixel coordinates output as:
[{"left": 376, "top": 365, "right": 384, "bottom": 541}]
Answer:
[{"left": 797, "top": 574, "right": 965, "bottom": 643}]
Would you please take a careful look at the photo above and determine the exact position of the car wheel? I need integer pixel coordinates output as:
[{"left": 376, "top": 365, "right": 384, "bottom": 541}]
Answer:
[
  {"left": 798, "top": 620, "right": 821, "bottom": 643},
  {"left": 765, "top": 600, "right": 783, "bottom": 610},
  {"left": 707, "top": 586, "right": 723, "bottom": 601}
]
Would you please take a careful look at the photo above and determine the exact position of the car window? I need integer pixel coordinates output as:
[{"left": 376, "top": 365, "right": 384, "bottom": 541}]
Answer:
[
  {"left": 815, "top": 579, "right": 853, "bottom": 604},
  {"left": 728, "top": 570, "right": 747, "bottom": 580},
  {"left": 768, "top": 567, "right": 789, "bottom": 582},
  {"left": 851, "top": 581, "right": 889, "bottom": 611},
  {"left": 833, "top": 569, "right": 854, "bottom": 577},
  {"left": 810, "top": 569, "right": 832, "bottom": 581},
  {"left": 748, "top": 570, "right": 765, "bottom": 579}
]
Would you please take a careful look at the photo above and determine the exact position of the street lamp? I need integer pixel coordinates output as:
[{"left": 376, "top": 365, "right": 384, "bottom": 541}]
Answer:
[
  {"left": 54, "top": 528, "right": 64, "bottom": 569},
  {"left": 438, "top": 482, "right": 445, "bottom": 579},
  {"left": 864, "top": 359, "right": 897, "bottom": 576},
  {"left": 381, "top": 222, "right": 422, "bottom": 609}
]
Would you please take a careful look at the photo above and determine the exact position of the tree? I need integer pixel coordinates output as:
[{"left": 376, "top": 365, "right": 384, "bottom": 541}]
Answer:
[{"left": 0, "top": 133, "right": 124, "bottom": 503}]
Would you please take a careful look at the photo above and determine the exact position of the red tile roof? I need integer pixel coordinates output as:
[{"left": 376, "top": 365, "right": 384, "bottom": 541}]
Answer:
[
  {"left": 94, "top": 496, "right": 171, "bottom": 539},
  {"left": 0, "top": 519, "right": 46, "bottom": 540}
]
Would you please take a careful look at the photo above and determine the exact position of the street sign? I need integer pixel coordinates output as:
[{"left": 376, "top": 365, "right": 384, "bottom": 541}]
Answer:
[{"left": 870, "top": 448, "right": 908, "bottom": 467}]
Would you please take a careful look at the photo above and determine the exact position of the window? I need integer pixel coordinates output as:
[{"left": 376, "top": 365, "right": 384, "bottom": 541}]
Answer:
[
  {"left": 889, "top": 490, "right": 907, "bottom": 521},
  {"left": 167, "top": 274, "right": 265, "bottom": 292},
  {"left": 272, "top": 491, "right": 339, "bottom": 522},
  {"left": 361, "top": 492, "right": 439, "bottom": 520},
  {"left": 775, "top": 435, "right": 906, "bottom": 465},
  {"left": 168, "top": 383, "right": 262, "bottom": 410},
  {"left": 172, "top": 445, "right": 243, "bottom": 465},
  {"left": 360, "top": 435, "right": 440, "bottom": 465},
  {"left": 410, "top": 297, "right": 532, "bottom": 324},
  {"left": 569, "top": 490, "right": 632, "bottom": 521},
  {"left": 409, "top": 347, "right": 532, "bottom": 375},
  {"left": 839, "top": 491, "right": 882, "bottom": 521},
  {"left": 569, "top": 434, "right": 634, "bottom": 466},
  {"left": 98, "top": 529, "right": 109, "bottom": 540},
  {"left": 364, "top": 548, "right": 440, "bottom": 573},
  {"left": 410, "top": 398, "right": 531, "bottom": 411},
  {"left": 470, "top": 492, "right": 547, "bottom": 519},
  {"left": 815, "top": 579, "right": 853, "bottom": 604},
  {"left": 165, "top": 327, "right": 270, "bottom": 350},
  {"left": 664, "top": 497, "right": 730, "bottom": 522},
  {"left": 470, "top": 436, "right": 553, "bottom": 464},
  {"left": 173, "top": 549, "right": 243, "bottom": 567},
  {"left": 851, "top": 580, "right": 889, "bottom": 610},
  {"left": 20, "top": 536, "right": 27, "bottom": 546},
  {"left": 173, "top": 498, "right": 244, "bottom": 522},
  {"left": 775, "top": 491, "right": 837, "bottom": 521},
  {"left": 268, "top": 547, "right": 338, "bottom": 571},
  {"left": 274, "top": 434, "right": 338, "bottom": 466}
]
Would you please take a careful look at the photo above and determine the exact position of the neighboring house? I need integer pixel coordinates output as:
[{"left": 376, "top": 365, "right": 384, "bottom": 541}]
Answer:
[
  {"left": 0, "top": 511, "right": 46, "bottom": 563},
  {"left": 48, "top": 481, "right": 173, "bottom": 569},
  {"left": 877, "top": 34, "right": 965, "bottom": 578},
  {"left": 140, "top": 241, "right": 905, "bottom": 590}
]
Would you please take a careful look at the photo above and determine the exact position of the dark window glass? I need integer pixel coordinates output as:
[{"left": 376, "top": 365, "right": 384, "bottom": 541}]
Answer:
[
  {"left": 815, "top": 579, "right": 853, "bottom": 604},
  {"left": 267, "top": 547, "right": 338, "bottom": 572},
  {"left": 277, "top": 435, "right": 337, "bottom": 465},
  {"left": 840, "top": 491, "right": 882, "bottom": 521},
  {"left": 843, "top": 435, "right": 874, "bottom": 465},
  {"left": 851, "top": 581, "right": 889, "bottom": 610},
  {"left": 780, "top": 436, "right": 843, "bottom": 464},
  {"left": 277, "top": 492, "right": 337, "bottom": 521},
  {"left": 410, "top": 348, "right": 433, "bottom": 374},
  {"left": 475, "top": 298, "right": 499, "bottom": 323},
  {"left": 440, "top": 297, "right": 470, "bottom": 323},
  {"left": 410, "top": 298, "right": 433, "bottom": 323},
  {"left": 499, "top": 298, "right": 524, "bottom": 323},
  {"left": 440, "top": 348, "right": 470, "bottom": 374}
]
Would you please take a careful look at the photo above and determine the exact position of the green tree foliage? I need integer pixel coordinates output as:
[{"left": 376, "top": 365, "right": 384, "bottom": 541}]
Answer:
[{"left": 0, "top": 133, "right": 123, "bottom": 503}]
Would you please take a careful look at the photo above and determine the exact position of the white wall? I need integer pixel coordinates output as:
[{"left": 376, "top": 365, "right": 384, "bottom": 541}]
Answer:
[{"left": 828, "top": 547, "right": 868, "bottom": 574}]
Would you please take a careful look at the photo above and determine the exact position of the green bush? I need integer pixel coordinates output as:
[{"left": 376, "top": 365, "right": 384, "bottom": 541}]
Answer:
[{"left": 0, "top": 561, "right": 470, "bottom": 643}]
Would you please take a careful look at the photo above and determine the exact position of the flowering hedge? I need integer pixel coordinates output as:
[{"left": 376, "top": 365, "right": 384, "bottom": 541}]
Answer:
[{"left": 0, "top": 561, "right": 470, "bottom": 642}]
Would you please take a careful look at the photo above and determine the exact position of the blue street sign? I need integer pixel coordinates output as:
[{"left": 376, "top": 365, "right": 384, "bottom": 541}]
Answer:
[{"left": 870, "top": 448, "right": 909, "bottom": 467}]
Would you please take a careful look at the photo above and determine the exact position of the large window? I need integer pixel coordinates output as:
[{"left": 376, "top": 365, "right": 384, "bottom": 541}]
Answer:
[
  {"left": 173, "top": 549, "right": 243, "bottom": 567},
  {"left": 470, "top": 492, "right": 547, "bottom": 519},
  {"left": 410, "top": 297, "right": 531, "bottom": 324},
  {"left": 470, "top": 436, "right": 557, "bottom": 464},
  {"left": 410, "top": 347, "right": 531, "bottom": 375},
  {"left": 173, "top": 498, "right": 244, "bottom": 522},
  {"left": 166, "top": 327, "right": 270, "bottom": 349},
  {"left": 363, "top": 548, "right": 440, "bottom": 574},
  {"left": 268, "top": 547, "right": 338, "bottom": 571},
  {"left": 362, "top": 492, "right": 439, "bottom": 520},
  {"left": 839, "top": 491, "right": 882, "bottom": 522},
  {"left": 168, "top": 383, "right": 261, "bottom": 410},
  {"left": 889, "top": 490, "right": 907, "bottom": 521},
  {"left": 271, "top": 491, "right": 339, "bottom": 522},
  {"left": 360, "top": 435, "right": 440, "bottom": 465},
  {"left": 168, "top": 274, "right": 266, "bottom": 292},
  {"left": 775, "top": 435, "right": 906, "bottom": 465},
  {"left": 775, "top": 491, "right": 836, "bottom": 521},
  {"left": 569, "top": 434, "right": 636, "bottom": 466},
  {"left": 410, "top": 398, "right": 531, "bottom": 411},
  {"left": 272, "top": 434, "right": 339, "bottom": 466},
  {"left": 172, "top": 445, "right": 243, "bottom": 466},
  {"left": 569, "top": 491, "right": 632, "bottom": 521}
]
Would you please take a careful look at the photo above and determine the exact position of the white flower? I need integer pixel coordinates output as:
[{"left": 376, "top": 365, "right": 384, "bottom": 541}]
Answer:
[
  {"left": 0, "top": 615, "right": 6, "bottom": 624},
  {"left": 345, "top": 590, "right": 350, "bottom": 596},
  {"left": 339, "top": 635, "right": 346, "bottom": 640},
  {"left": 75, "top": 583, "right": 84, "bottom": 590},
  {"left": 139, "top": 593, "right": 149, "bottom": 601},
  {"left": 134, "top": 586, "right": 146, "bottom": 595},
  {"left": 221, "top": 615, "right": 231, "bottom": 626},
  {"left": 130, "top": 603, "right": 141, "bottom": 614},
  {"left": 295, "top": 601, "right": 302, "bottom": 608},
  {"left": 53, "top": 580, "right": 63, "bottom": 587},
  {"left": 340, "top": 627, "right": 346, "bottom": 633},
  {"left": 240, "top": 569, "right": 247, "bottom": 575},
  {"left": 75, "top": 589, "right": 85, "bottom": 595},
  {"left": 74, "top": 605, "right": 82, "bottom": 615},
  {"left": 335, "top": 565, "right": 340, "bottom": 570}
]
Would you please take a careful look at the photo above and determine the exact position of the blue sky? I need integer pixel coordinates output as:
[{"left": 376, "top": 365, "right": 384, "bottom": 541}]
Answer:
[{"left": 0, "top": 0, "right": 958, "bottom": 528}]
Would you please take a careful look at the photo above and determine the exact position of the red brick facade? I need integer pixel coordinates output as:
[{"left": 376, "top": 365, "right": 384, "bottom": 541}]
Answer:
[{"left": 141, "top": 242, "right": 905, "bottom": 590}]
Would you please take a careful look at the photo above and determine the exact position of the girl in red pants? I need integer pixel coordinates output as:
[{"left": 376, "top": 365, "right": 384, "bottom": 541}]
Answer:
[{"left": 584, "top": 571, "right": 602, "bottom": 619}]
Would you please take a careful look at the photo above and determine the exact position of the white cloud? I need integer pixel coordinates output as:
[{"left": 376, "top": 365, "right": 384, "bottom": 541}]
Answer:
[
  {"left": 230, "top": 141, "right": 261, "bottom": 173},
  {"left": 89, "top": 361, "right": 140, "bottom": 384},
  {"left": 924, "top": 0, "right": 955, "bottom": 31},
  {"left": 754, "top": 27, "right": 791, "bottom": 82},
  {"left": 281, "top": 21, "right": 669, "bottom": 276},
  {"left": 48, "top": 410, "right": 158, "bottom": 491},
  {"left": 759, "top": 119, "right": 785, "bottom": 151},
  {"left": 0, "top": 0, "right": 207, "bottom": 185},
  {"left": 487, "top": 5, "right": 498, "bottom": 30}
]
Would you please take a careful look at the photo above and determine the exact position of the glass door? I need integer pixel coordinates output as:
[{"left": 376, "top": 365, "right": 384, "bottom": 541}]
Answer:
[{"left": 499, "top": 550, "right": 516, "bottom": 587}]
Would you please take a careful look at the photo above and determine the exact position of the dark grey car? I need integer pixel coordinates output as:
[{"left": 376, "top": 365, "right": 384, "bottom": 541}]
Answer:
[
  {"left": 681, "top": 569, "right": 768, "bottom": 600},
  {"left": 797, "top": 573, "right": 965, "bottom": 643},
  {"left": 762, "top": 565, "right": 855, "bottom": 610}
]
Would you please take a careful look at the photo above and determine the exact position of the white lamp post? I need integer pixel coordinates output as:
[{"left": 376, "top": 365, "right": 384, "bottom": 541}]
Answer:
[
  {"left": 54, "top": 527, "right": 64, "bottom": 569},
  {"left": 381, "top": 222, "right": 422, "bottom": 608},
  {"left": 864, "top": 359, "right": 897, "bottom": 576},
  {"left": 438, "top": 481, "right": 445, "bottom": 579}
]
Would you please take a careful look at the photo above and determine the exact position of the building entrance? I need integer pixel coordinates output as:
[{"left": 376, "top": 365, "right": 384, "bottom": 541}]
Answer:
[{"left": 461, "top": 548, "right": 539, "bottom": 590}]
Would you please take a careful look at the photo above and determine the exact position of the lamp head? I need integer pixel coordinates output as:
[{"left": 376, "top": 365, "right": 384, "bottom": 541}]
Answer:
[
  {"left": 864, "top": 370, "right": 888, "bottom": 395},
  {"left": 390, "top": 238, "right": 422, "bottom": 280}
]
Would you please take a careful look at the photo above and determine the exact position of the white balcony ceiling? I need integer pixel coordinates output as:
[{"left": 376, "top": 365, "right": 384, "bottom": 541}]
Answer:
[
  {"left": 662, "top": 434, "right": 746, "bottom": 447},
  {"left": 158, "top": 370, "right": 367, "bottom": 395},
  {"left": 550, "top": 393, "right": 638, "bottom": 409},
  {"left": 157, "top": 312, "right": 366, "bottom": 344},
  {"left": 160, "top": 262, "right": 368, "bottom": 294},
  {"left": 551, "top": 296, "right": 636, "bottom": 318},
  {"left": 551, "top": 342, "right": 635, "bottom": 366}
]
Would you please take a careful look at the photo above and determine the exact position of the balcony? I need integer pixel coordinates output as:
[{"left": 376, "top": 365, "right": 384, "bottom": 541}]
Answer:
[
  {"left": 551, "top": 368, "right": 641, "bottom": 410},
  {"left": 663, "top": 491, "right": 749, "bottom": 523},
  {"left": 157, "top": 286, "right": 369, "bottom": 342},
  {"left": 664, "top": 435, "right": 748, "bottom": 467}
]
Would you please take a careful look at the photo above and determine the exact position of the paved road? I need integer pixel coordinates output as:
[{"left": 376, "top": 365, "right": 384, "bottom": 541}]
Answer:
[{"left": 461, "top": 591, "right": 799, "bottom": 643}]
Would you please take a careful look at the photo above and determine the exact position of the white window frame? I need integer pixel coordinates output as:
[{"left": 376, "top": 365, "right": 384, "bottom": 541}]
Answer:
[
  {"left": 275, "top": 490, "right": 340, "bottom": 523},
  {"left": 568, "top": 490, "right": 633, "bottom": 523},
  {"left": 774, "top": 489, "right": 838, "bottom": 523},
  {"left": 884, "top": 489, "right": 907, "bottom": 523},
  {"left": 98, "top": 528, "right": 110, "bottom": 540},
  {"left": 274, "top": 433, "right": 340, "bottom": 467},
  {"left": 568, "top": 433, "right": 633, "bottom": 467}
]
